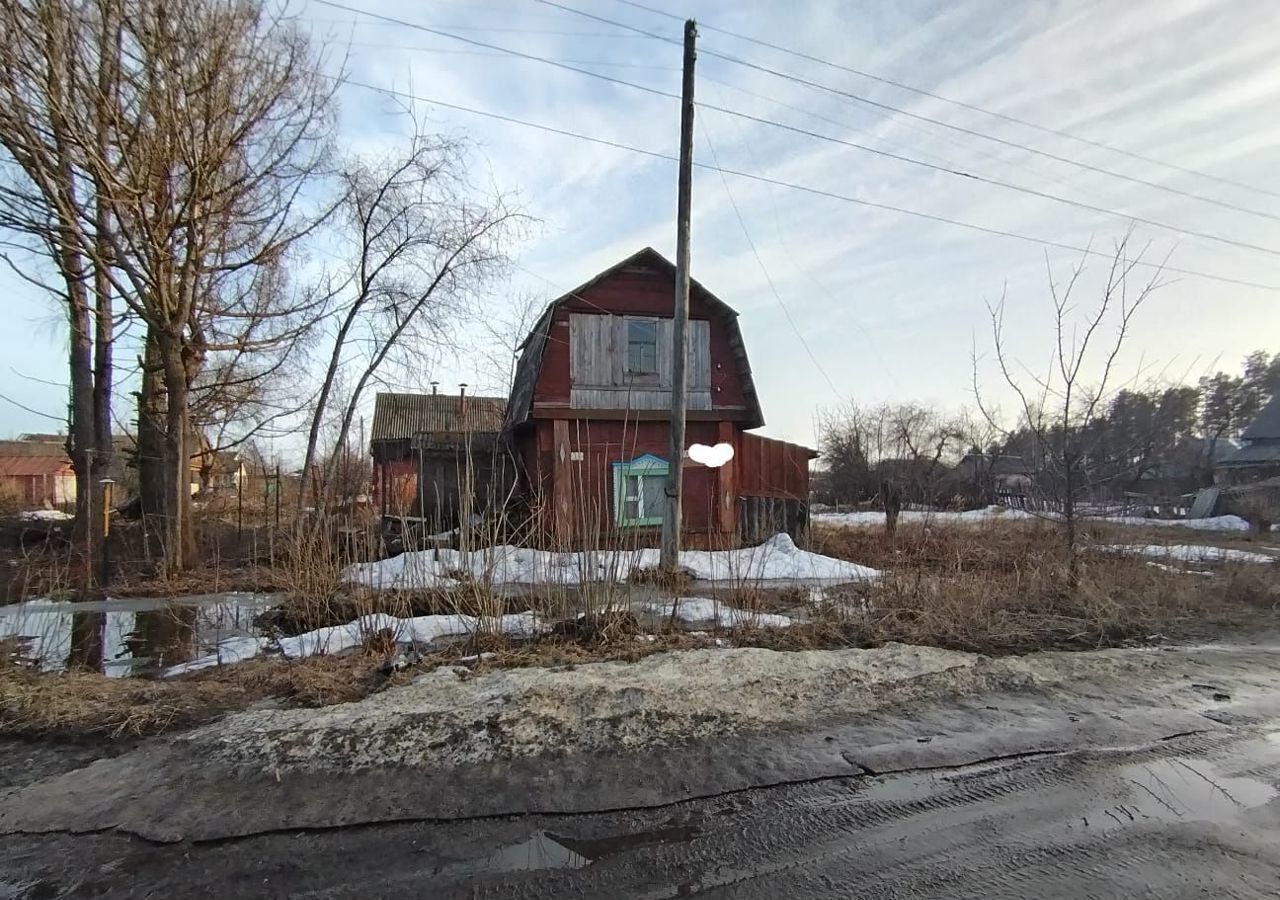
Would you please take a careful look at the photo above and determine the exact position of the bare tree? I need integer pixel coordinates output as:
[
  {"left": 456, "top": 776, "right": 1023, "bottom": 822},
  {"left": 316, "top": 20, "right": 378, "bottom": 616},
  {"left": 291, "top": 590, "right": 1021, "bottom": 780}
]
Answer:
[
  {"left": 472, "top": 290, "right": 544, "bottom": 395},
  {"left": 0, "top": 0, "right": 123, "bottom": 568},
  {"left": 0, "top": 0, "right": 338, "bottom": 572},
  {"left": 974, "top": 236, "right": 1164, "bottom": 581},
  {"left": 818, "top": 401, "right": 967, "bottom": 509},
  {"left": 299, "top": 121, "right": 524, "bottom": 511}
]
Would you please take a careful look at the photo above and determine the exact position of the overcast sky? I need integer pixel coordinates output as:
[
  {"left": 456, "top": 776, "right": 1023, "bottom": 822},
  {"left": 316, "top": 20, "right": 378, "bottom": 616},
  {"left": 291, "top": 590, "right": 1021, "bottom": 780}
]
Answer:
[{"left": 3, "top": 0, "right": 1278, "bottom": 454}]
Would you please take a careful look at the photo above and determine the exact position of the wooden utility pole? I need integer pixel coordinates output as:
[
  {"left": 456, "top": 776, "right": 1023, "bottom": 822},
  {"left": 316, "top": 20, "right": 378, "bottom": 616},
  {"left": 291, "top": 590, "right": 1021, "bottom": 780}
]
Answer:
[{"left": 661, "top": 18, "right": 697, "bottom": 571}]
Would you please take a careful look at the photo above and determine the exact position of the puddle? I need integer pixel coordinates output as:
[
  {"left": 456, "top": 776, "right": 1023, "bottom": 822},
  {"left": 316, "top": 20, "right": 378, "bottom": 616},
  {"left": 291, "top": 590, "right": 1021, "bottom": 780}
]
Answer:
[
  {"left": 0, "top": 593, "right": 278, "bottom": 677},
  {"left": 1100, "top": 758, "right": 1277, "bottom": 827},
  {"left": 434, "top": 825, "right": 699, "bottom": 877}
]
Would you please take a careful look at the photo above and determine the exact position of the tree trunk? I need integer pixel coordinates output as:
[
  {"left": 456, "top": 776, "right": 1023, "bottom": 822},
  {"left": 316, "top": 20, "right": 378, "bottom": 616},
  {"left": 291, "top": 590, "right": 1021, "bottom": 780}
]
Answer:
[
  {"left": 62, "top": 246, "right": 96, "bottom": 582},
  {"left": 159, "top": 335, "right": 192, "bottom": 574},
  {"left": 1063, "top": 450, "right": 1079, "bottom": 588},
  {"left": 137, "top": 330, "right": 167, "bottom": 565}
]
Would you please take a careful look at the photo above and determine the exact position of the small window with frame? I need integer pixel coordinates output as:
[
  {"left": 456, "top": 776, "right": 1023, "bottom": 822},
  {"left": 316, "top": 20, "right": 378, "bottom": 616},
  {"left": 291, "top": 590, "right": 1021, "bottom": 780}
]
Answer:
[
  {"left": 625, "top": 318, "right": 659, "bottom": 377},
  {"left": 613, "top": 453, "right": 668, "bottom": 526}
]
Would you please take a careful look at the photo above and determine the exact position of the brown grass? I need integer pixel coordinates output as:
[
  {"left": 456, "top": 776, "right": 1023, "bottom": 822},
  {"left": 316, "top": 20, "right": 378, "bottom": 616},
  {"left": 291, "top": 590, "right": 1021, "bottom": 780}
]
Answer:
[
  {"left": 0, "top": 654, "right": 391, "bottom": 740},
  {"left": 6, "top": 517, "right": 1277, "bottom": 743},
  {"left": 807, "top": 520, "right": 1280, "bottom": 654}
]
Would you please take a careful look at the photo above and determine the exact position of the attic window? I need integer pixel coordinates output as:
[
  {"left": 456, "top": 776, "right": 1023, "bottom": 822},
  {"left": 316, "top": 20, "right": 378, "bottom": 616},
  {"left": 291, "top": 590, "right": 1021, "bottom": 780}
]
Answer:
[{"left": 626, "top": 318, "right": 658, "bottom": 376}]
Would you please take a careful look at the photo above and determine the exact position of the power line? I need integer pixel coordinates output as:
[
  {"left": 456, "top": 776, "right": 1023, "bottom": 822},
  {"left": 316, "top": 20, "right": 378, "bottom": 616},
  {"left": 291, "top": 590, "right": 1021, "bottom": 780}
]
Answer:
[
  {"left": 599, "top": 0, "right": 1280, "bottom": 202},
  {"left": 707, "top": 82, "right": 903, "bottom": 389},
  {"left": 316, "top": 0, "right": 1280, "bottom": 260},
  {"left": 334, "top": 73, "right": 1280, "bottom": 293},
  {"left": 539, "top": 0, "right": 1280, "bottom": 222},
  {"left": 338, "top": 40, "right": 679, "bottom": 69},
  {"left": 699, "top": 123, "right": 842, "bottom": 399}
]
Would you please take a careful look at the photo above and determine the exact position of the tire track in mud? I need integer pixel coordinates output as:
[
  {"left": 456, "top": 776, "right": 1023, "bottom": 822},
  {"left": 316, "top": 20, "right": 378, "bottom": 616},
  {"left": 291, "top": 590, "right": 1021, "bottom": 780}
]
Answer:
[{"left": 429, "top": 728, "right": 1280, "bottom": 899}]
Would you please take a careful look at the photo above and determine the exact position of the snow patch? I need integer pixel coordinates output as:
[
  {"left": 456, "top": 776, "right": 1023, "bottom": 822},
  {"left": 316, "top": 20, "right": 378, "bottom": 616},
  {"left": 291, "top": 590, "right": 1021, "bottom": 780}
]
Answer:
[
  {"left": 16, "top": 509, "right": 73, "bottom": 522},
  {"left": 815, "top": 507, "right": 1254, "bottom": 533},
  {"left": 644, "top": 597, "right": 792, "bottom": 629},
  {"left": 161, "top": 611, "right": 547, "bottom": 676},
  {"left": 343, "top": 534, "right": 879, "bottom": 591},
  {"left": 1106, "top": 544, "right": 1276, "bottom": 565}
]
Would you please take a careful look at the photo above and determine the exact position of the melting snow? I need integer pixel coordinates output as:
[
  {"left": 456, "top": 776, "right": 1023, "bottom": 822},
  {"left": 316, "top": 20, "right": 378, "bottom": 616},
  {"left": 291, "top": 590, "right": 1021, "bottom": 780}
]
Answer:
[
  {"left": 1106, "top": 544, "right": 1276, "bottom": 565},
  {"left": 16, "top": 509, "right": 73, "bottom": 522},
  {"left": 343, "top": 533, "right": 879, "bottom": 591},
  {"left": 644, "top": 597, "right": 792, "bottom": 629},
  {"left": 814, "top": 506, "right": 1254, "bottom": 533},
  {"left": 162, "top": 611, "right": 546, "bottom": 676}
]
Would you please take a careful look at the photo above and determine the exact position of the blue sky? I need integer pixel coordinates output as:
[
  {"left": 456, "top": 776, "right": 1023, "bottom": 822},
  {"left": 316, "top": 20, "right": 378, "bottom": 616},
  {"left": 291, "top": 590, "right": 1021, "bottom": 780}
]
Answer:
[{"left": 3, "top": 0, "right": 1279, "bottom": 455}]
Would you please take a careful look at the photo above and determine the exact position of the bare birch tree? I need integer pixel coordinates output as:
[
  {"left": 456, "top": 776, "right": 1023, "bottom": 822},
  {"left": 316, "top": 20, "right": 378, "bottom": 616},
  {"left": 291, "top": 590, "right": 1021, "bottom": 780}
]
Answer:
[
  {"left": 974, "top": 236, "right": 1164, "bottom": 581},
  {"left": 299, "top": 123, "right": 524, "bottom": 511}
]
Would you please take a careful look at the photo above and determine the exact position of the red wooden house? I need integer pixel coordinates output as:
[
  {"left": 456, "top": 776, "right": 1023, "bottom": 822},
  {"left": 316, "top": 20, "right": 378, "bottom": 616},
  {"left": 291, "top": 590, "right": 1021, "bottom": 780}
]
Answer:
[{"left": 504, "top": 247, "right": 815, "bottom": 547}]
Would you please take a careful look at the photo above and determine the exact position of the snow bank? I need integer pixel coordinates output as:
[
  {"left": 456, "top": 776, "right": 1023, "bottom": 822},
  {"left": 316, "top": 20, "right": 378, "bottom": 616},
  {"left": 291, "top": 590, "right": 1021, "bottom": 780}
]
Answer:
[
  {"left": 1091, "top": 514, "right": 1252, "bottom": 532},
  {"left": 814, "top": 506, "right": 1036, "bottom": 528},
  {"left": 16, "top": 509, "right": 73, "bottom": 522},
  {"left": 815, "top": 506, "right": 1255, "bottom": 533},
  {"left": 344, "top": 533, "right": 879, "bottom": 591},
  {"left": 162, "top": 611, "right": 546, "bottom": 676},
  {"left": 643, "top": 597, "right": 792, "bottom": 629},
  {"left": 1105, "top": 544, "right": 1276, "bottom": 565},
  {"left": 163, "top": 636, "right": 269, "bottom": 676}
]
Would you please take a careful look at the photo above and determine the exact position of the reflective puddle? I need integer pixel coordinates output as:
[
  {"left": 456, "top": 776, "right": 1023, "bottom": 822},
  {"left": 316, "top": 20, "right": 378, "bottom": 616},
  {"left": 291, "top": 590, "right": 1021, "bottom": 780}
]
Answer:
[
  {"left": 0, "top": 593, "right": 278, "bottom": 676},
  {"left": 1101, "top": 758, "right": 1277, "bottom": 827},
  {"left": 435, "top": 825, "right": 700, "bottom": 877}
]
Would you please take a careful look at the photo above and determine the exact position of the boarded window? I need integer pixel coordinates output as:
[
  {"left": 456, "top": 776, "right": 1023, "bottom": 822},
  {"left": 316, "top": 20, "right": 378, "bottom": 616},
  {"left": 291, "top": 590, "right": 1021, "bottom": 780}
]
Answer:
[
  {"left": 626, "top": 318, "right": 658, "bottom": 375},
  {"left": 613, "top": 454, "right": 668, "bottom": 526}
]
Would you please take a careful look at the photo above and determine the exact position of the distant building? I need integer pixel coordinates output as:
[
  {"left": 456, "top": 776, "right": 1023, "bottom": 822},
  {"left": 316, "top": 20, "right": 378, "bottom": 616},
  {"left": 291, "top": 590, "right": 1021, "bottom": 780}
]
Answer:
[
  {"left": 0, "top": 439, "right": 76, "bottom": 508},
  {"left": 1216, "top": 394, "right": 1280, "bottom": 484},
  {"left": 370, "top": 388, "right": 508, "bottom": 527},
  {"left": 955, "top": 452, "right": 1033, "bottom": 494}
]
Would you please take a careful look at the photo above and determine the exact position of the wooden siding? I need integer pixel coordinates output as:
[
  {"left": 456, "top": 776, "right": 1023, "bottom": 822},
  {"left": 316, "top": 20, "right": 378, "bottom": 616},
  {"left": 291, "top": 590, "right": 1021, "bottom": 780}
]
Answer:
[
  {"left": 568, "top": 313, "right": 711, "bottom": 410},
  {"left": 513, "top": 419, "right": 813, "bottom": 545},
  {"left": 527, "top": 262, "right": 751, "bottom": 418},
  {"left": 737, "top": 432, "right": 812, "bottom": 500}
]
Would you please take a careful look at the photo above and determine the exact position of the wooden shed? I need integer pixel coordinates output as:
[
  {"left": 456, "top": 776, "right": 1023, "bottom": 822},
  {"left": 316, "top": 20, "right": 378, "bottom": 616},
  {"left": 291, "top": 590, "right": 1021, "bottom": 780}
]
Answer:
[
  {"left": 370, "top": 390, "right": 509, "bottom": 529},
  {"left": 0, "top": 440, "right": 76, "bottom": 509},
  {"left": 504, "top": 247, "right": 816, "bottom": 547}
]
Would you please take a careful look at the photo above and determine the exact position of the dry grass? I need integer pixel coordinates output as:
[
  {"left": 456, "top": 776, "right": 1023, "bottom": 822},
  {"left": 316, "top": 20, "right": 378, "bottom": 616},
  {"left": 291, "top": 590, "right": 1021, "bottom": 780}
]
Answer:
[
  {"left": 6, "top": 516, "right": 1277, "bottom": 744},
  {"left": 808, "top": 520, "right": 1280, "bottom": 654},
  {"left": 0, "top": 654, "right": 391, "bottom": 740}
]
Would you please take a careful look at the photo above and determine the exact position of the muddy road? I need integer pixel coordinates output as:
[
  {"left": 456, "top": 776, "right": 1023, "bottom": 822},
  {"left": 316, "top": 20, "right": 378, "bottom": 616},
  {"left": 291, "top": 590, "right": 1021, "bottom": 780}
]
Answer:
[
  {"left": 6, "top": 726, "right": 1280, "bottom": 898},
  {"left": 4, "top": 640, "right": 1280, "bottom": 897}
]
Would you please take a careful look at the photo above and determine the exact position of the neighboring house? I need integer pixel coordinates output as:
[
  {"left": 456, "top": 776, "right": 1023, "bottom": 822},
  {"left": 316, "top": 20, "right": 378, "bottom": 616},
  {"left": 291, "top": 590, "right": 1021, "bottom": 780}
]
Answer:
[
  {"left": 0, "top": 440, "right": 76, "bottom": 509},
  {"left": 955, "top": 452, "right": 1033, "bottom": 496},
  {"left": 193, "top": 449, "right": 248, "bottom": 494},
  {"left": 1215, "top": 394, "right": 1280, "bottom": 484},
  {"left": 503, "top": 246, "right": 816, "bottom": 546},
  {"left": 370, "top": 388, "right": 508, "bottom": 526}
]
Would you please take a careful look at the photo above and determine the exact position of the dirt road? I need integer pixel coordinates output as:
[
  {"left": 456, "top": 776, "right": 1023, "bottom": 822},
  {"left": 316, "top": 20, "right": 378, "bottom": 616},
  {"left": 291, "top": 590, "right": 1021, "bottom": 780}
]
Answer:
[{"left": 4, "top": 639, "right": 1280, "bottom": 897}]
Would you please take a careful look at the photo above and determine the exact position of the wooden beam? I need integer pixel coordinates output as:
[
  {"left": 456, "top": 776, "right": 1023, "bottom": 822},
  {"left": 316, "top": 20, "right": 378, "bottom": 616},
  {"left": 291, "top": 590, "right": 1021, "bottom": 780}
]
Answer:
[
  {"left": 530, "top": 404, "right": 753, "bottom": 422},
  {"left": 717, "top": 420, "right": 737, "bottom": 535},
  {"left": 552, "top": 419, "right": 573, "bottom": 544}
]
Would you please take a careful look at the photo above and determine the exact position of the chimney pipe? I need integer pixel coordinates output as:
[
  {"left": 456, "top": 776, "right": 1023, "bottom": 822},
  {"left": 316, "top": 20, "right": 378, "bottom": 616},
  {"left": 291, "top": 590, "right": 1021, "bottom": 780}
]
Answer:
[
  {"left": 430, "top": 381, "right": 438, "bottom": 395},
  {"left": 458, "top": 383, "right": 467, "bottom": 398}
]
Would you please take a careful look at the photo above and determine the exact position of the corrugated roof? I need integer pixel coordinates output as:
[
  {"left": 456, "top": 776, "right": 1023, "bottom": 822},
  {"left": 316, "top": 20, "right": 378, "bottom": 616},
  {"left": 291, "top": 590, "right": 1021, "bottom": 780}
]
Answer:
[
  {"left": 1218, "top": 441, "right": 1280, "bottom": 467},
  {"left": 1241, "top": 393, "right": 1280, "bottom": 441},
  {"left": 505, "top": 246, "right": 764, "bottom": 431},
  {"left": 371, "top": 392, "right": 507, "bottom": 442},
  {"left": 0, "top": 441, "right": 73, "bottom": 477}
]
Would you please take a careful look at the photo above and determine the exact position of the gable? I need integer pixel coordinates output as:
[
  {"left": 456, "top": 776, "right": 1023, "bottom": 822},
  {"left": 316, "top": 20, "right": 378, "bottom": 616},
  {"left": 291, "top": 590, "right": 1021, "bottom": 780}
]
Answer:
[{"left": 504, "top": 247, "right": 763, "bottom": 429}]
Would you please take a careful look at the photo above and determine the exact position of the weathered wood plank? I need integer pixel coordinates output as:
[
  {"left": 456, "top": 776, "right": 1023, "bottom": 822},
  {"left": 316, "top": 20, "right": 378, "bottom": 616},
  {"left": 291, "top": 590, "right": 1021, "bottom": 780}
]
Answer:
[
  {"left": 718, "top": 419, "right": 737, "bottom": 533},
  {"left": 570, "top": 387, "right": 712, "bottom": 410},
  {"left": 552, "top": 419, "right": 573, "bottom": 543}
]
